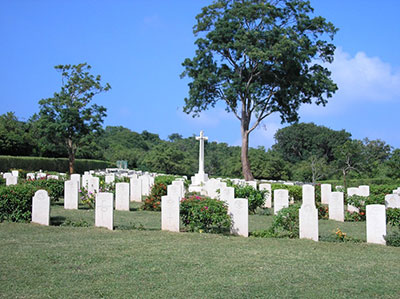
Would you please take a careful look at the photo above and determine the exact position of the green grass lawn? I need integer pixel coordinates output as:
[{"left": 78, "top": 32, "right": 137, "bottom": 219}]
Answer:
[{"left": 1, "top": 202, "right": 399, "bottom": 298}]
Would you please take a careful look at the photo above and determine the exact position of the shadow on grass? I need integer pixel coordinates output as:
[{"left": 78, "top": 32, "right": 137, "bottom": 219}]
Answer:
[
  {"left": 51, "top": 216, "right": 66, "bottom": 226},
  {"left": 115, "top": 224, "right": 159, "bottom": 231}
]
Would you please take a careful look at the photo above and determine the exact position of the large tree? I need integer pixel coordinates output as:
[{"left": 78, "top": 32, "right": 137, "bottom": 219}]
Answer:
[
  {"left": 181, "top": 0, "right": 338, "bottom": 180},
  {"left": 38, "top": 63, "right": 110, "bottom": 174}
]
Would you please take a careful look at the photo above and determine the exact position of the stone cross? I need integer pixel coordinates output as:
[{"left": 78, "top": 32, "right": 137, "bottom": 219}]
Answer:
[{"left": 195, "top": 130, "right": 208, "bottom": 175}]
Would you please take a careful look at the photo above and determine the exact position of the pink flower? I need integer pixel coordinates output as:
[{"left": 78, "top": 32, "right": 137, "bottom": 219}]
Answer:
[{"left": 205, "top": 206, "right": 208, "bottom": 210}]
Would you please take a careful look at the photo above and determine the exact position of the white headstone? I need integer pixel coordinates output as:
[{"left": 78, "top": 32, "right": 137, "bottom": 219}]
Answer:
[
  {"left": 259, "top": 183, "right": 272, "bottom": 208},
  {"left": 246, "top": 181, "right": 257, "bottom": 189},
  {"left": 366, "top": 204, "right": 386, "bottom": 245},
  {"left": 32, "top": 190, "right": 50, "bottom": 226},
  {"left": 329, "top": 192, "right": 344, "bottom": 222},
  {"left": 302, "top": 184, "right": 315, "bottom": 207},
  {"left": 64, "top": 180, "right": 78, "bottom": 210},
  {"left": 36, "top": 172, "right": 47, "bottom": 179},
  {"left": 105, "top": 174, "right": 115, "bottom": 184},
  {"left": 359, "top": 185, "right": 370, "bottom": 197},
  {"left": 11, "top": 170, "right": 19, "bottom": 177},
  {"left": 161, "top": 195, "right": 180, "bottom": 232},
  {"left": 172, "top": 180, "right": 185, "bottom": 198},
  {"left": 220, "top": 187, "right": 234, "bottom": 203},
  {"left": 115, "top": 183, "right": 130, "bottom": 211},
  {"left": 274, "top": 189, "right": 289, "bottom": 215},
  {"left": 229, "top": 198, "right": 248, "bottom": 237},
  {"left": 385, "top": 194, "right": 400, "bottom": 209},
  {"left": 130, "top": 178, "right": 142, "bottom": 202},
  {"left": 47, "top": 175, "right": 59, "bottom": 180},
  {"left": 27, "top": 173, "right": 35, "bottom": 180},
  {"left": 82, "top": 174, "right": 91, "bottom": 190},
  {"left": 95, "top": 192, "right": 113, "bottom": 230},
  {"left": 321, "top": 184, "right": 331, "bottom": 204},
  {"left": 6, "top": 176, "right": 17, "bottom": 186},
  {"left": 140, "top": 175, "right": 151, "bottom": 196},
  {"left": 88, "top": 177, "right": 99, "bottom": 194},
  {"left": 70, "top": 174, "right": 81, "bottom": 190},
  {"left": 3, "top": 172, "right": 12, "bottom": 179},
  {"left": 299, "top": 204, "right": 318, "bottom": 241}
]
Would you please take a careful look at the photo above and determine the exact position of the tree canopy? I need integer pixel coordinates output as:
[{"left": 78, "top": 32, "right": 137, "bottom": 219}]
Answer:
[
  {"left": 37, "top": 63, "right": 110, "bottom": 174},
  {"left": 182, "top": 0, "right": 338, "bottom": 180}
]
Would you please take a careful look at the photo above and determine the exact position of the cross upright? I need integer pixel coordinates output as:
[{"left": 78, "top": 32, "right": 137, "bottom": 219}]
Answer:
[{"left": 195, "top": 130, "right": 208, "bottom": 175}]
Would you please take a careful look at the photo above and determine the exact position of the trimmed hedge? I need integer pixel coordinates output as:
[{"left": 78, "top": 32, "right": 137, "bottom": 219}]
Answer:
[
  {"left": 318, "top": 178, "right": 400, "bottom": 187},
  {"left": 0, "top": 155, "right": 113, "bottom": 174}
]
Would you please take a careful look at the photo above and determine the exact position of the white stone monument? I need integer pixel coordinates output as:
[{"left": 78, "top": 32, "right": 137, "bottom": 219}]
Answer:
[
  {"left": 274, "top": 189, "right": 289, "bottom": 214},
  {"left": 299, "top": 204, "right": 318, "bottom": 241},
  {"left": 95, "top": 192, "right": 113, "bottom": 230},
  {"left": 220, "top": 187, "right": 234, "bottom": 203},
  {"left": 82, "top": 174, "right": 91, "bottom": 190},
  {"left": 329, "top": 192, "right": 344, "bottom": 222},
  {"left": 130, "top": 178, "right": 142, "bottom": 202},
  {"left": 11, "top": 170, "right": 19, "bottom": 177},
  {"left": 3, "top": 172, "right": 12, "bottom": 179},
  {"left": 229, "top": 198, "right": 248, "bottom": 237},
  {"left": 366, "top": 204, "right": 386, "bottom": 245},
  {"left": 161, "top": 193, "right": 180, "bottom": 233},
  {"left": 191, "top": 130, "right": 209, "bottom": 187},
  {"left": 302, "top": 185, "right": 315, "bottom": 207},
  {"left": 246, "top": 181, "right": 257, "bottom": 189},
  {"left": 140, "top": 175, "right": 151, "bottom": 196},
  {"left": 88, "top": 177, "right": 100, "bottom": 194},
  {"left": 385, "top": 194, "right": 400, "bottom": 209},
  {"left": 172, "top": 180, "right": 185, "bottom": 198},
  {"left": 70, "top": 174, "right": 81, "bottom": 190},
  {"left": 32, "top": 190, "right": 50, "bottom": 226},
  {"left": 105, "top": 174, "right": 115, "bottom": 184},
  {"left": 259, "top": 183, "right": 272, "bottom": 208},
  {"left": 6, "top": 176, "right": 17, "bottom": 186},
  {"left": 359, "top": 185, "right": 370, "bottom": 197},
  {"left": 321, "top": 184, "right": 331, "bottom": 204},
  {"left": 64, "top": 180, "right": 78, "bottom": 210},
  {"left": 115, "top": 182, "right": 130, "bottom": 211}
]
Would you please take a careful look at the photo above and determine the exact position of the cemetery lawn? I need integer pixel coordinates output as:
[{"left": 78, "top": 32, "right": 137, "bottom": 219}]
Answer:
[{"left": 1, "top": 203, "right": 399, "bottom": 298}]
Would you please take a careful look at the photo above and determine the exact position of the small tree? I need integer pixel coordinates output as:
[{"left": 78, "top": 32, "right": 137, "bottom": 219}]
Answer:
[
  {"left": 38, "top": 63, "right": 110, "bottom": 174},
  {"left": 181, "top": 0, "right": 338, "bottom": 180},
  {"left": 334, "top": 140, "right": 363, "bottom": 190}
]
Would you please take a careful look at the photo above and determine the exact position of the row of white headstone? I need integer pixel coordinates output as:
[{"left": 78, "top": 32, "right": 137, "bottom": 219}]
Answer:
[{"left": 64, "top": 173, "right": 155, "bottom": 210}]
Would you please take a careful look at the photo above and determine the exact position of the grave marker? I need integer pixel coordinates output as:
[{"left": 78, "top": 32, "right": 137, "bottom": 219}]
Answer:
[
  {"left": 95, "top": 192, "right": 113, "bottom": 230},
  {"left": 32, "top": 190, "right": 50, "bottom": 226}
]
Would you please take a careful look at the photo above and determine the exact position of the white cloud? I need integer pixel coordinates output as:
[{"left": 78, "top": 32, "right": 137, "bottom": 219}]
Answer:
[{"left": 300, "top": 47, "right": 400, "bottom": 117}]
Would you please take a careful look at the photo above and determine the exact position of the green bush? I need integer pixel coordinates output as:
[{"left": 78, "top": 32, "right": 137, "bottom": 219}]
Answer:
[
  {"left": 142, "top": 182, "right": 168, "bottom": 211},
  {"left": 233, "top": 185, "right": 266, "bottom": 213},
  {"left": 384, "top": 228, "right": 400, "bottom": 247},
  {"left": 0, "top": 184, "right": 39, "bottom": 222},
  {"left": 26, "top": 179, "right": 65, "bottom": 202},
  {"left": 270, "top": 203, "right": 301, "bottom": 238},
  {"left": 0, "top": 155, "right": 113, "bottom": 174},
  {"left": 387, "top": 208, "right": 400, "bottom": 228},
  {"left": 316, "top": 203, "right": 329, "bottom": 219},
  {"left": 155, "top": 175, "right": 176, "bottom": 186},
  {"left": 180, "top": 194, "right": 231, "bottom": 233}
]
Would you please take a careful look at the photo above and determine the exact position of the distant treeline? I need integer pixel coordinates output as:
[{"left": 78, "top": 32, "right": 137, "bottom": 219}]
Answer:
[{"left": 1, "top": 112, "right": 400, "bottom": 182}]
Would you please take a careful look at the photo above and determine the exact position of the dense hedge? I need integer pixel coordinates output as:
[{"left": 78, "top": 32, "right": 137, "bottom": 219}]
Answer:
[
  {"left": 318, "top": 178, "right": 400, "bottom": 187},
  {"left": 0, "top": 156, "right": 113, "bottom": 174},
  {"left": 0, "top": 184, "right": 39, "bottom": 222}
]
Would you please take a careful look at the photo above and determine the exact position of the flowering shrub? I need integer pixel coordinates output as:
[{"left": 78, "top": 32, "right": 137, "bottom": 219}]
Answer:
[
  {"left": 180, "top": 194, "right": 231, "bottom": 233},
  {"left": 344, "top": 210, "right": 365, "bottom": 222},
  {"left": 316, "top": 203, "right": 329, "bottom": 219},
  {"left": 142, "top": 183, "right": 168, "bottom": 211},
  {"left": 335, "top": 228, "right": 347, "bottom": 242},
  {"left": 79, "top": 188, "right": 96, "bottom": 208}
]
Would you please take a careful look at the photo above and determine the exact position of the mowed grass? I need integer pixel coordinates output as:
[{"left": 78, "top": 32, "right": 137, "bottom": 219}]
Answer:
[{"left": 1, "top": 202, "right": 399, "bottom": 298}]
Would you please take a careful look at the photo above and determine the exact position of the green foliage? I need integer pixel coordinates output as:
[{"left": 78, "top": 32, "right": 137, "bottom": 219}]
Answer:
[
  {"left": 154, "top": 175, "right": 177, "bottom": 186},
  {"left": 26, "top": 178, "right": 65, "bottom": 202},
  {"left": 386, "top": 208, "right": 400, "bottom": 228},
  {"left": 37, "top": 63, "right": 110, "bottom": 173},
  {"left": 79, "top": 188, "right": 96, "bottom": 209},
  {"left": 233, "top": 185, "right": 266, "bottom": 214},
  {"left": 0, "top": 155, "right": 112, "bottom": 173},
  {"left": 269, "top": 203, "right": 301, "bottom": 238},
  {"left": 180, "top": 194, "right": 231, "bottom": 233},
  {"left": 182, "top": 0, "right": 338, "bottom": 179},
  {"left": 142, "top": 183, "right": 168, "bottom": 211},
  {"left": 316, "top": 203, "right": 329, "bottom": 219},
  {"left": 384, "top": 228, "right": 400, "bottom": 247},
  {"left": 0, "top": 184, "right": 39, "bottom": 222}
]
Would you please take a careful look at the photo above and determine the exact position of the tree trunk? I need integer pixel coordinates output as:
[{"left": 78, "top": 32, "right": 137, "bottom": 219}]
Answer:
[
  {"left": 241, "top": 126, "right": 254, "bottom": 181},
  {"left": 67, "top": 138, "right": 76, "bottom": 175},
  {"left": 342, "top": 169, "right": 347, "bottom": 194}
]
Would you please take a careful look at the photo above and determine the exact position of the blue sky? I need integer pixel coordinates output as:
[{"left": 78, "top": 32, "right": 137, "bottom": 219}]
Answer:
[{"left": 1, "top": 0, "right": 399, "bottom": 149}]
